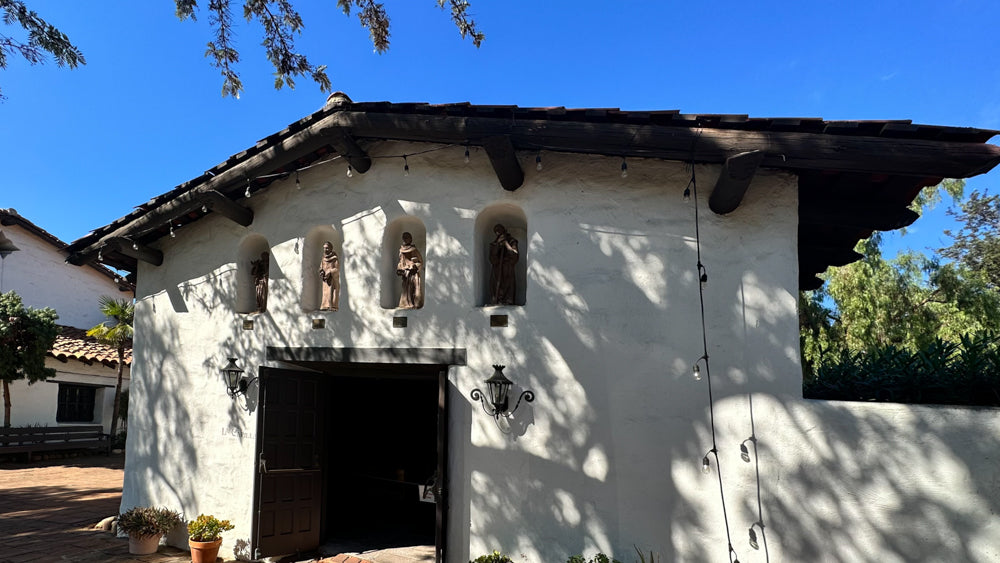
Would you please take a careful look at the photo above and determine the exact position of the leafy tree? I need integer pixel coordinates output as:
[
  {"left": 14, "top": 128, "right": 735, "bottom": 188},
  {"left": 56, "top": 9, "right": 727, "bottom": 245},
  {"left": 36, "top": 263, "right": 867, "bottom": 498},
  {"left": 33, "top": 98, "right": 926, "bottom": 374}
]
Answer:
[
  {"left": 0, "top": 290, "right": 58, "bottom": 427},
  {"left": 941, "top": 189, "right": 1000, "bottom": 289},
  {"left": 799, "top": 179, "right": 1000, "bottom": 403},
  {"left": 0, "top": 0, "right": 85, "bottom": 99},
  {"left": 3, "top": 1, "right": 483, "bottom": 99},
  {"left": 87, "top": 296, "right": 134, "bottom": 440}
]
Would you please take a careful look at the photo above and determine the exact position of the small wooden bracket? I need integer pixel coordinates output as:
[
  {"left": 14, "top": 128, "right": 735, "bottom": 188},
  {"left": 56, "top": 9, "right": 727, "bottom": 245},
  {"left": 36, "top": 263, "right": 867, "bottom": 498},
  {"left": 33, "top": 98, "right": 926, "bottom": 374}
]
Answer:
[
  {"left": 199, "top": 190, "right": 254, "bottom": 226},
  {"left": 709, "top": 150, "right": 765, "bottom": 215},
  {"left": 483, "top": 135, "right": 524, "bottom": 191},
  {"left": 105, "top": 237, "right": 164, "bottom": 267},
  {"left": 328, "top": 128, "right": 372, "bottom": 174}
]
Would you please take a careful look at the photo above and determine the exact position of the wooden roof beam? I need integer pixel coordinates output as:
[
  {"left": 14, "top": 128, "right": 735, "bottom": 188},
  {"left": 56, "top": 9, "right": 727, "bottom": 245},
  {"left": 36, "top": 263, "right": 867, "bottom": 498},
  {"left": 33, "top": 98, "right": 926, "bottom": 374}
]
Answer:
[
  {"left": 800, "top": 204, "right": 919, "bottom": 231},
  {"left": 327, "top": 128, "right": 371, "bottom": 174},
  {"left": 325, "top": 111, "right": 1000, "bottom": 179},
  {"left": 199, "top": 190, "right": 253, "bottom": 226},
  {"left": 709, "top": 150, "right": 764, "bottom": 214},
  {"left": 104, "top": 237, "right": 163, "bottom": 267},
  {"left": 483, "top": 135, "right": 524, "bottom": 191}
]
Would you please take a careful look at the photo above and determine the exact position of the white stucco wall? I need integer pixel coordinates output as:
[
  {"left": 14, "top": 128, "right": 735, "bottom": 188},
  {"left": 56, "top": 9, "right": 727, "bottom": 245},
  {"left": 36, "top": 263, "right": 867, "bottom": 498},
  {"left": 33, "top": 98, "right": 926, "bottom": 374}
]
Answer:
[
  {"left": 1, "top": 220, "right": 131, "bottom": 434},
  {"left": 0, "top": 222, "right": 124, "bottom": 328},
  {"left": 6, "top": 358, "right": 128, "bottom": 431},
  {"left": 121, "top": 143, "right": 1000, "bottom": 563}
]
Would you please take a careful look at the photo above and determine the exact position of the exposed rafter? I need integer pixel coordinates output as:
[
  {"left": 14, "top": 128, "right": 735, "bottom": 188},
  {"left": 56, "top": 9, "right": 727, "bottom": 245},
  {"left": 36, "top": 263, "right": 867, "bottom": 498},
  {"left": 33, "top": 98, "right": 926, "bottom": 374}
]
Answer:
[
  {"left": 104, "top": 237, "right": 163, "bottom": 267},
  {"left": 482, "top": 135, "right": 524, "bottom": 191},
  {"left": 709, "top": 150, "right": 765, "bottom": 214}
]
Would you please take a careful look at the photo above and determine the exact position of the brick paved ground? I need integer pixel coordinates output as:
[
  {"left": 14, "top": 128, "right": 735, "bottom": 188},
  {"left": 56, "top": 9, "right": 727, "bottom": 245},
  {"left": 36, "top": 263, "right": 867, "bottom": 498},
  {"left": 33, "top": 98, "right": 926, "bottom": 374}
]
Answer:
[{"left": 0, "top": 453, "right": 371, "bottom": 563}]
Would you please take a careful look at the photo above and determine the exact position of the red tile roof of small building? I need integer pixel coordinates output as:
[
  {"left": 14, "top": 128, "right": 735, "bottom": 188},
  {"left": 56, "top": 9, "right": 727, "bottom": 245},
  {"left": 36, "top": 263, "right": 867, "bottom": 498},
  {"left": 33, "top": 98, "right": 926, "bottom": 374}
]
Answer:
[{"left": 49, "top": 325, "right": 132, "bottom": 368}]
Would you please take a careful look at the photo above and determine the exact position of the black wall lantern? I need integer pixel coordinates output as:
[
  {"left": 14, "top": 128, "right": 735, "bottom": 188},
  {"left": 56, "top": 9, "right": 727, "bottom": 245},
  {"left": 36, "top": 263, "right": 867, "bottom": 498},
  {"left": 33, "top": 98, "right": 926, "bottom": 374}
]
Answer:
[
  {"left": 470, "top": 365, "right": 534, "bottom": 431},
  {"left": 221, "top": 357, "right": 257, "bottom": 397}
]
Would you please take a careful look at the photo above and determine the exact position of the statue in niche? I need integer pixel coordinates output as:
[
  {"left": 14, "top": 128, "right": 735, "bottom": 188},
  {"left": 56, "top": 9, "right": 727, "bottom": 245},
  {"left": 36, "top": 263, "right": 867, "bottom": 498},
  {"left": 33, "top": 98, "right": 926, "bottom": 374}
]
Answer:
[
  {"left": 318, "top": 241, "right": 340, "bottom": 311},
  {"left": 250, "top": 251, "right": 269, "bottom": 312},
  {"left": 489, "top": 224, "right": 519, "bottom": 305},
  {"left": 396, "top": 232, "right": 424, "bottom": 309}
]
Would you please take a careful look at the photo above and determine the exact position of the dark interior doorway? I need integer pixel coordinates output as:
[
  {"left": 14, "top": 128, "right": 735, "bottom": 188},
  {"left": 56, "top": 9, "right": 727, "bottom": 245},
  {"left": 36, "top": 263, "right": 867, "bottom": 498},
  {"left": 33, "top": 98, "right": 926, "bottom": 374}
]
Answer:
[{"left": 321, "top": 369, "right": 439, "bottom": 552}]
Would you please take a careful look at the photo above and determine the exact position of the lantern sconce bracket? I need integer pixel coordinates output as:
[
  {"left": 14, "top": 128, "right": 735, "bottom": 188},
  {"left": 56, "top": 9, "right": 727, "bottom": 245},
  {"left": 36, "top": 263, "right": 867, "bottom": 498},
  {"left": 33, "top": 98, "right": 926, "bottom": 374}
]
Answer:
[{"left": 470, "top": 364, "right": 535, "bottom": 432}]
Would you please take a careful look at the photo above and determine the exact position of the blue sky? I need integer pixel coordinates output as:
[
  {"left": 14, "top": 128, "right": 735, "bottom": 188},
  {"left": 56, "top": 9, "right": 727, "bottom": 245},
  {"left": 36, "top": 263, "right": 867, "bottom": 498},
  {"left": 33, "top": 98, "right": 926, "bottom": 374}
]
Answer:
[{"left": 2, "top": 1, "right": 999, "bottom": 259}]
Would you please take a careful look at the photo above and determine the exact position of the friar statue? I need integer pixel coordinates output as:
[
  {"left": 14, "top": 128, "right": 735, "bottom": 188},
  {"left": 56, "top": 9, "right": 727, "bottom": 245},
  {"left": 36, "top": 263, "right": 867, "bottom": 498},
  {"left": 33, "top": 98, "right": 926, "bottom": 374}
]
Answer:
[
  {"left": 396, "top": 232, "right": 424, "bottom": 309},
  {"left": 250, "top": 251, "right": 269, "bottom": 312},
  {"left": 318, "top": 241, "right": 340, "bottom": 311},
  {"left": 489, "top": 224, "right": 518, "bottom": 305}
]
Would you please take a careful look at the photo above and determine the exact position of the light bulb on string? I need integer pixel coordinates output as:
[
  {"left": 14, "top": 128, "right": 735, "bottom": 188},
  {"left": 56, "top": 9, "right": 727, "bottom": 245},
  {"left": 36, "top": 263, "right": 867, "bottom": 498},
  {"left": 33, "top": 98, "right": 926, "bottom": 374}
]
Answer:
[
  {"left": 464, "top": 146, "right": 470, "bottom": 164},
  {"left": 740, "top": 443, "right": 751, "bottom": 463},
  {"left": 683, "top": 185, "right": 691, "bottom": 202},
  {"left": 620, "top": 158, "right": 628, "bottom": 178},
  {"left": 132, "top": 241, "right": 139, "bottom": 251},
  {"left": 245, "top": 179, "right": 252, "bottom": 198},
  {"left": 403, "top": 156, "right": 410, "bottom": 177},
  {"left": 749, "top": 526, "right": 759, "bottom": 550},
  {"left": 692, "top": 354, "right": 707, "bottom": 381},
  {"left": 169, "top": 224, "right": 176, "bottom": 238},
  {"left": 295, "top": 170, "right": 301, "bottom": 190},
  {"left": 201, "top": 205, "right": 209, "bottom": 213},
  {"left": 346, "top": 164, "right": 353, "bottom": 178},
  {"left": 536, "top": 154, "right": 543, "bottom": 171},
  {"left": 97, "top": 248, "right": 103, "bottom": 261},
  {"left": 701, "top": 451, "right": 713, "bottom": 474},
  {"left": 729, "top": 545, "right": 740, "bottom": 563},
  {"left": 698, "top": 262, "right": 708, "bottom": 290}
]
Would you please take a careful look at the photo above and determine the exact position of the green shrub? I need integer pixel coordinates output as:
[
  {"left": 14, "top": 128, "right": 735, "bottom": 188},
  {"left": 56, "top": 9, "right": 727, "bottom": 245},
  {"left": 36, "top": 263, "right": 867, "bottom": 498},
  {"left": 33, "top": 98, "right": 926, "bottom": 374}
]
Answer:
[
  {"left": 470, "top": 551, "right": 514, "bottom": 563},
  {"left": 567, "top": 554, "right": 621, "bottom": 563},
  {"left": 117, "top": 506, "right": 183, "bottom": 538},
  {"left": 634, "top": 547, "right": 660, "bottom": 563},
  {"left": 187, "top": 514, "right": 235, "bottom": 542}
]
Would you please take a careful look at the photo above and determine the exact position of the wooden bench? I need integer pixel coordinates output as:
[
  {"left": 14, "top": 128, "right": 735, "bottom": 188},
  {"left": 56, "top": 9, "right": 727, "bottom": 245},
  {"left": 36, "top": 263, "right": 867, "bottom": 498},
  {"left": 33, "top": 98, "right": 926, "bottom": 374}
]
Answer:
[{"left": 0, "top": 425, "right": 110, "bottom": 461}]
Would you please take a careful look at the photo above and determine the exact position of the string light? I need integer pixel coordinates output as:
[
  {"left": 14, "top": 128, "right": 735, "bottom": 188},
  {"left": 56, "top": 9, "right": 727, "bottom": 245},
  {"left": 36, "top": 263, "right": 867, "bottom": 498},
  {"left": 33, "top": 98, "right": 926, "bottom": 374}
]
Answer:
[
  {"left": 97, "top": 247, "right": 103, "bottom": 261},
  {"left": 132, "top": 241, "right": 139, "bottom": 251},
  {"left": 169, "top": 223, "right": 176, "bottom": 238},
  {"left": 620, "top": 158, "right": 628, "bottom": 178},
  {"left": 740, "top": 436, "right": 756, "bottom": 463},
  {"left": 464, "top": 145, "right": 470, "bottom": 164},
  {"left": 536, "top": 154, "right": 543, "bottom": 171},
  {"left": 245, "top": 178, "right": 252, "bottom": 198},
  {"left": 683, "top": 185, "right": 692, "bottom": 202},
  {"left": 689, "top": 161, "right": 739, "bottom": 563},
  {"left": 295, "top": 170, "right": 301, "bottom": 190},
  {"left": 749, "top": 522, "right": 764, "bottom": 550},
  {"left": 692, "top": 355, "right": 707, "bottom": 381},
  {"left": 403, "top": 155, "right": 410, "bottom": 176},
  {"left": 346, "top": 164, "right": 353, "bottom": 178},
  {"left": 702, "top": 450, "right": 714, "bottom": 474},
  {"left": 202, "top": 205, "right": 209, "bottom": 213}
]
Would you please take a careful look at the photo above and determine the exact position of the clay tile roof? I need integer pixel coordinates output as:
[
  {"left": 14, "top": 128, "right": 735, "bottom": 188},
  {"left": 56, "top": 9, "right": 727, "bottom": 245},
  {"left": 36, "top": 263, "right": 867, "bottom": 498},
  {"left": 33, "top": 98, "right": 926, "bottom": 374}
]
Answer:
[{"left": 49, "top": 325, "right": 132, "bottom": 368}]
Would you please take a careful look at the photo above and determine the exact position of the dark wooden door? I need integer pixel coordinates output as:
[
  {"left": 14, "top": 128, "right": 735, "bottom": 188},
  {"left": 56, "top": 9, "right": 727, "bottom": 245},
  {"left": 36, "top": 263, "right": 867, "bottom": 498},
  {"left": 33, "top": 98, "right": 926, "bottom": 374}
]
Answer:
[{"left": 253, "top": 368, "right": 323, "bottom": 558}]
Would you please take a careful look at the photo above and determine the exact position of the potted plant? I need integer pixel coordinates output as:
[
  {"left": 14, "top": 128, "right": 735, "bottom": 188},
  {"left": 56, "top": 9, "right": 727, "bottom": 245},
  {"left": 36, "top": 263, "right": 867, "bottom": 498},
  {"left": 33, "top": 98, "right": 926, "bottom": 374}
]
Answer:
[
  {"left": 117, "top": 506, "right": 183, "bottom": 555},
  {"left": 187, "top": 514, "right": 235, "bottom": 563}
]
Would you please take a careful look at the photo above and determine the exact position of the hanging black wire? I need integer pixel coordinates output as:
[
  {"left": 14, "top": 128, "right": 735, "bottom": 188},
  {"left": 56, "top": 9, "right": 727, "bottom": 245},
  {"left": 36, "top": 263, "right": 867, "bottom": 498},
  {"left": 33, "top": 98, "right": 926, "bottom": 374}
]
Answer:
[
  {"left": 690, "top": 163, "right": 739, "bottom": 563},
  {"left": 743, "top": 394, "right": 770, "bottom": 560}
]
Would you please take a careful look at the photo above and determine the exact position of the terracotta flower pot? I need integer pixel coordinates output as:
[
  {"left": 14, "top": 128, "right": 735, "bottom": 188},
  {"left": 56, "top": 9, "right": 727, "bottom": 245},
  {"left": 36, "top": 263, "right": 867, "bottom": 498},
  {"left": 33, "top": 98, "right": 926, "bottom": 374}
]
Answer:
[
  {"left": 189, "top": 537, "right": 223, "bottom": 563},
  {"left": 128, "top": 533, "right": 162, "bottom": 555}
]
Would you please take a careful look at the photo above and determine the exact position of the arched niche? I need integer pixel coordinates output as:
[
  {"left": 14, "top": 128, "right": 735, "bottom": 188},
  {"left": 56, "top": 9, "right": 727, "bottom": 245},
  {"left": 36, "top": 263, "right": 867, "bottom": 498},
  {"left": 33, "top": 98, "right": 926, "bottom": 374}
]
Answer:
[
  {"left": 476, "top": 204, "right": 527, "bottom": 306},
  {"left": 302, "top": 226, "right": 342, "bottom": 312},
  {"left": 381, "top": 217, "right": 427, "bottom": 310},
  {"left": 237, "top": 234, "right": 271, "bottom": 314}
]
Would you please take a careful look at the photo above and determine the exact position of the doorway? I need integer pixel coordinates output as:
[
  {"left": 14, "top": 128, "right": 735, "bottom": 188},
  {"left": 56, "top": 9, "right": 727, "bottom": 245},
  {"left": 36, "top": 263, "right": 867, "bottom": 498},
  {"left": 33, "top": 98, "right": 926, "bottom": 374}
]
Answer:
[{"left": 253, "top": 359, "right": 451, "bottom": 562}]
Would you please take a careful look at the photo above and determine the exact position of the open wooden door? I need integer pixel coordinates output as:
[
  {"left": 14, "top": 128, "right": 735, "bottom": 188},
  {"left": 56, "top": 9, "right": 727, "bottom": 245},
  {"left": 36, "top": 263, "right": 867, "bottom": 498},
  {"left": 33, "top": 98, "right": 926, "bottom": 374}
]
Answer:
[{"left": 252, "top": 367, "right": 323, "bottom": 559}]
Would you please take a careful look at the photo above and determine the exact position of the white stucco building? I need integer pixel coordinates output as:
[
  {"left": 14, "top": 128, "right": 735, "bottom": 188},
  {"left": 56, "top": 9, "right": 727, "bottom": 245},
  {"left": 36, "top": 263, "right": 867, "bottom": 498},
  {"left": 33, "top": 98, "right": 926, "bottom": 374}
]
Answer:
[
  {"left": 66, "top": 95, "right": 1000, "bottom": 562},
  {"left": 1, "top": 209, "right": 132, "bottom": 434}
]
